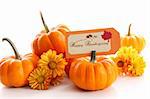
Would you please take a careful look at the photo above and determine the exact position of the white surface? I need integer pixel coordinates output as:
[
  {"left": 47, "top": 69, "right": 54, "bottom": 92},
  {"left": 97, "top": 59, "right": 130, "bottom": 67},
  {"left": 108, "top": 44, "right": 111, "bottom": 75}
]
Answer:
[{"left": 0, "top": 0, "right": 150, "bottom": 99}]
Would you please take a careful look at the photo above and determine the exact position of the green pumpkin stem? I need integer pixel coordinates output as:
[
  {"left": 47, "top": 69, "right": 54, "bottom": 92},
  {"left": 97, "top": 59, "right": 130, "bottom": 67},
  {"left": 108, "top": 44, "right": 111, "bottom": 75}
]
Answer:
[
  {"left": 127, "top": 24, "right": 132, "bottom": 36},
  {"left": 90, "top": 50, "right": 96, "bottom": 63},
  {"left": 2, "top": 38, "right": 21, "bottom": 60},
  {"left": 40, "top": 11, "right": 49, "bottom": 33}
]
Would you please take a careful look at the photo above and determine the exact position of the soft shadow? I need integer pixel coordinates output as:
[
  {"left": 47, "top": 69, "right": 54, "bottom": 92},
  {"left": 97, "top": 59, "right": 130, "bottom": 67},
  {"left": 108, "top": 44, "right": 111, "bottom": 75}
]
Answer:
[
  {"left": 62, "top": 81, "right": 117, "bottom": 98},
  {"left": 0, "top": 86, "right": 49, "bottom": 97}
]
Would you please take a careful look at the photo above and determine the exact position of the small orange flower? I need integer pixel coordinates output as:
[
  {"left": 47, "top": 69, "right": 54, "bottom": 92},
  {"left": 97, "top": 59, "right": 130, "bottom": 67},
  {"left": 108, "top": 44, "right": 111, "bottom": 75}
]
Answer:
[
  {"left": 38, "top": 50, "right": 67, "bottom": 86},
  {"left": 28, "top": 67, "right": 51, "bottom": 90},
  {"left": 112, "top": 47, "right": 146, "bottom": 76}
]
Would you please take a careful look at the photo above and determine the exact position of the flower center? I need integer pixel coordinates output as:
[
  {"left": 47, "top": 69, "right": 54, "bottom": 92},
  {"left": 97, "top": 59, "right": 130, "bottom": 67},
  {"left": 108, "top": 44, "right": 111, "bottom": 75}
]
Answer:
[
  {"left": 37, "top": 76, "right": 44, "bottom": 84},
  {"left": 117, "top": 61, "right": 124, "bottom": 67},
  {"left": 48, "top": 61, "right": 57, "bottom": 69}
]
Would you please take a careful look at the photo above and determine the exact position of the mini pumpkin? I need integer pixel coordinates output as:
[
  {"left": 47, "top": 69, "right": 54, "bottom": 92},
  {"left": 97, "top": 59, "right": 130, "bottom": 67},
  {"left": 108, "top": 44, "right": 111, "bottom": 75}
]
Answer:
[
  {"left": 69, "top": 51, "right": 118, "bottom": 90},
  {"left": 32, "top": 12, "right": 70, "bottom": 56},
  {"left": 121, "top": 24, "right": 145, "bottom": 53},
  {"left": 0, "top": 38, "right": 38, "bottom": 87}
]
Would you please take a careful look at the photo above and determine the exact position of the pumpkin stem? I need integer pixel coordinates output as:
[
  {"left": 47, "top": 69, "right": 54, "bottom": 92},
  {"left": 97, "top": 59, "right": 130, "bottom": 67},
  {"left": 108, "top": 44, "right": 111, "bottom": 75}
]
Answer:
[
  {"left": 2, "top": 38, "right": 21, "bottom": 60},
  {"left": 127, "top": 24, "right": 132, "bottom": 36},
  {"left": 40, "top": 11, "right": 49, "bottom": 33},
  {"left": 90, "top": 50, "right": 96, "bottom": 63}
]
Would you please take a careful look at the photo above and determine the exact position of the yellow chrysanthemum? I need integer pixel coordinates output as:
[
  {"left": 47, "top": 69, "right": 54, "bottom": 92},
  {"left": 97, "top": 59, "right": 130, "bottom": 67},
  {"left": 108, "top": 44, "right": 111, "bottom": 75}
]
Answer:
[
  {"left": 112, "top": 47, "right": 146, "bottom": 76},
  {"left": 128, "top": 56, "right": 145, "bottom": 76},
  {"left": 38, "top": 50, "right": 67, "bottom": 85},
  {"left": 28, "top": 67, "right": 51, "bottom": 90}
]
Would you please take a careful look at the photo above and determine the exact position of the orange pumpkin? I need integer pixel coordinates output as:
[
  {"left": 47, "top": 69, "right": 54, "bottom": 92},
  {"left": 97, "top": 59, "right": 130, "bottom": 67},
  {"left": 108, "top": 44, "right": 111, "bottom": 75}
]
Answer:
[
  {"left": 121, "top": 24, "right": 146, "bottom": 53},
  {"left": 32, "top": 12, "right": 70, "bottom": 56},
  {"left": 69, "top": 51, "right": 118, "bottom": 90},
  {"left": 0, "top": 38, "right": 38, "bottom": 87}
]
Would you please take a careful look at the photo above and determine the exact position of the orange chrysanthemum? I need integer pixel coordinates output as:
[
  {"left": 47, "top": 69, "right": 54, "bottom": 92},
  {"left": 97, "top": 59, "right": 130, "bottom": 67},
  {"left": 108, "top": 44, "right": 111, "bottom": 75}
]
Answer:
[
  {"left": 28, "top": 67, "right": 51, "bottom": 90},
  {"left": 112, "top": 47, "right": 146, "bottom": 76},
  {"left": 38, "top": 50, "right": 67, "bottom": 85}
]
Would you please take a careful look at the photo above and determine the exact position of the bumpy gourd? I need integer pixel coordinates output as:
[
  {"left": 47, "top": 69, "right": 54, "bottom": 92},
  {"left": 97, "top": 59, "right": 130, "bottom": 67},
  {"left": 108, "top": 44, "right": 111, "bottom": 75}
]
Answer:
[
  {"left": 32, "top": 12, "right": 70, "bottom": 56},
  {"left": 0, "top": 38, "right": 38, "bottom": 87},
  {"left": 121, "top": 24, "right": 145, "bottom": 53},
  {"left": 69, "top": 51, "right": 118, "bottom": 90}
]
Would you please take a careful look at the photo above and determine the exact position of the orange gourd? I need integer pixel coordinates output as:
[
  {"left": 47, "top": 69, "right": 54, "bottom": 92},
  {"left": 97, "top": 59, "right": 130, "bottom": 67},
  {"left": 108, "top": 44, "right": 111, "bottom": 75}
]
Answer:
[
  {"left": 0, "top": 38, "right": 38, "bottom": 87},
  {"left": 69, "top": 51, "right": 118, "bottom": 90},
  {"left": 32, "top": 12, "right": 70, "bottom": 56},
  {"left": 121, "top": 24, "right": 145, "bottom": 53}
]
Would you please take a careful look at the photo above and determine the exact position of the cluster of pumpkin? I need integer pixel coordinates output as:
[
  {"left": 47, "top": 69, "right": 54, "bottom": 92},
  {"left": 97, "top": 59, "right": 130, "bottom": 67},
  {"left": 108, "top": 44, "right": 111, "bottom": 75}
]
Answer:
[
  {"left": 0, "top": 12, "right": 69, "bottom": 90},
  {"left": 0, "top": 12, "right": 146, "bottom": 91}
]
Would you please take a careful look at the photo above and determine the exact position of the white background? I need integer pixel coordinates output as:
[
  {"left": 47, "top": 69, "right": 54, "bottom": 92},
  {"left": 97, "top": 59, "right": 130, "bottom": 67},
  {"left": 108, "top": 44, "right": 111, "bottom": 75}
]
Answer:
[{"left": 0, "top": 0, "right": 150, "bottom": 99}]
